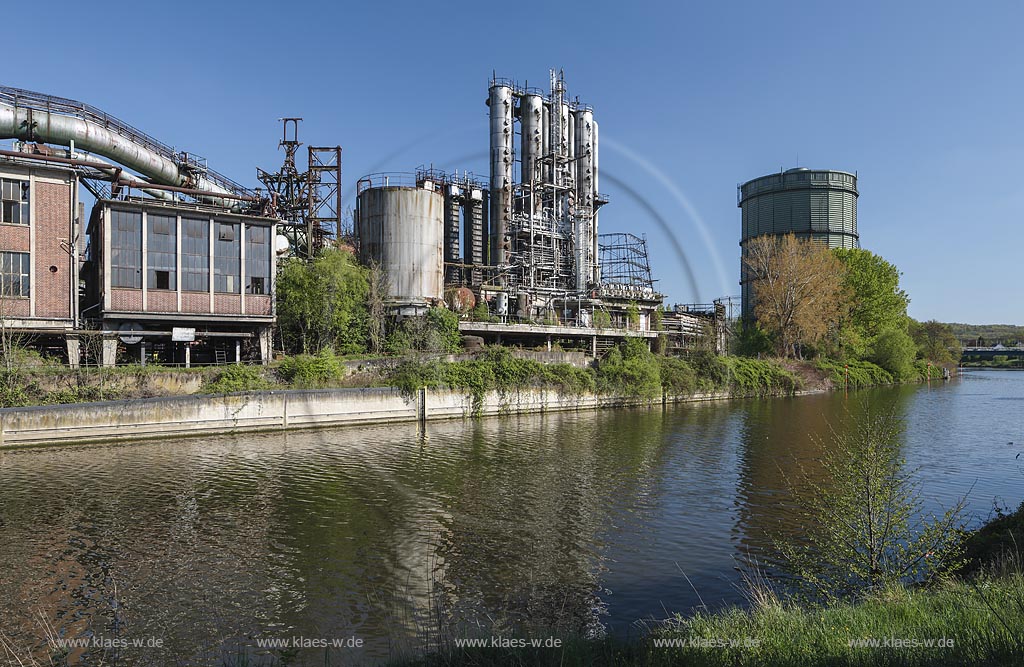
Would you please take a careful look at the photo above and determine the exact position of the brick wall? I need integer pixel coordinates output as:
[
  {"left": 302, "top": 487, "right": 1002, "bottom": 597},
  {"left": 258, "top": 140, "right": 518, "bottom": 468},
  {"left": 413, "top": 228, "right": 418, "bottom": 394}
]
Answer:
[
  {"left": 246, "top": 295, "right": 272, "bottom": 316},
  {"left": 0, "top": 223, "right": 31, "bottom": 318},
  {"left": 214, "top": 294, "right": 241, "bottom": 314},
  {"left": 146, "top": 290, "right": 177, "bottom": 313},
  {"left": 181, "top": 292, "right": 210, "bottom": 314},
  {"left": 111, "top": 289, "right": 143, "bottom": 311},
  {"left": 34, "top": 182, "right": 72, "bottom": 318},
  {"left": 0, "top": 224, "right": 30, "bottom": 252}
]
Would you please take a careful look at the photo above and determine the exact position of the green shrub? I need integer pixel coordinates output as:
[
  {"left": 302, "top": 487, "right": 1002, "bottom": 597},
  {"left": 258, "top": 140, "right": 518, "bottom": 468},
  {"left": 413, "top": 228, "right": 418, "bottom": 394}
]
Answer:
[
  {"left": 659, "top": 356, "right": 697, "bottom": 396},
  {"left": 278, "top": 351, "right": 345, "bottom": 387},
  {"left": 202, "top": 365, "right": 270, "bottom": 394},
  {"left": 869, "top": 327, "right": 918, "bottom": 381},
  {"left": 596, "top": 338, "right": 661, "bottom": 399},
  {"left": 815, "top": 358, "right": 894, "bottom": 388},
  {"left": 687, "top": 350, "right": 729, "bottom": 391},
  {"left": 721, "top": 356, "right": 801, "bottom": 395}
]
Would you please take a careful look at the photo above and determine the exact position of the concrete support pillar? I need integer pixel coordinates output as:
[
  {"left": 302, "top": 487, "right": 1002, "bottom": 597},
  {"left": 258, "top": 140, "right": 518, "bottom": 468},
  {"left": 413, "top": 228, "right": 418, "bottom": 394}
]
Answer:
[
  {"left": 101, "top": 336, "right": 118, "bottom": 368},
  {"left": 65, "top": 335, "right": 81, "bottom": 369},
  {"left": 258, "top": 326, "right": 272, "bottom": 365},
  {"left": 235, "top": 340, "right": 242, "bottom": 365},
  {"left": 591, "top": 335, "right": 597, "bottom": 357},
  {"left": 546, "top": 336, "right": 552, "bottom": 352},
  {"left": 140, "top": 342, "right": 147, "bottom": 367},
  {"left": 184, "top": 344, "right": 191, "bottom": 369}
]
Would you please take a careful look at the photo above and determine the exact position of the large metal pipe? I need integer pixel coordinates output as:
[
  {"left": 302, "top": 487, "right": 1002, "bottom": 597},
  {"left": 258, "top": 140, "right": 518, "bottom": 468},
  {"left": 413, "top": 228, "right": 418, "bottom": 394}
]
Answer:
[
  {"left": 592, "top": 119, "right": 601, "bottom": 284},
  {"left": 520, "top": 94, "right": 543, "bottom": 190},
  {"left": 488, "top": 84, "right": 513, "bottom": 270},
  {"left": 0, "top": 91, "right": 237, "bottom": 205}
]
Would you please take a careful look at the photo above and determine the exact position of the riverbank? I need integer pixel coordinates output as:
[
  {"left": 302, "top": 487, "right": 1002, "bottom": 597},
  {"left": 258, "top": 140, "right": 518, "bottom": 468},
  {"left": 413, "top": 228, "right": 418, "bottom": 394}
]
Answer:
[
  {"left": 0, "top": 347, "right": 957, "bottom": 447},
  {"left": 383, "top": 504, "right": 1024, "bottom": 667}
]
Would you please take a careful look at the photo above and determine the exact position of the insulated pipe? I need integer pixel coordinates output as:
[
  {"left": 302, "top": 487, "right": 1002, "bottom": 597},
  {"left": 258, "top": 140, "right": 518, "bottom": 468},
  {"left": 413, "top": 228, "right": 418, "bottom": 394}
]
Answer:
[
  {"left": 0, "top": 97, "right": 236, "bottom": 205},
  {"left": 592, "top": 119, "right": 601, "bottom": 285},
  {"left": 488, "top": 84, "right": 513, "bottom": 269}
]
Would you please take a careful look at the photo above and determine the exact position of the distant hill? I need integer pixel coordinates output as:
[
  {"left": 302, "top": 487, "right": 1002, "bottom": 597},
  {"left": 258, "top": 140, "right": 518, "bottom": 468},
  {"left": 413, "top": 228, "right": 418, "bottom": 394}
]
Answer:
[{"left": 946, "top": 323, "right": 1024, "bottom": 346}]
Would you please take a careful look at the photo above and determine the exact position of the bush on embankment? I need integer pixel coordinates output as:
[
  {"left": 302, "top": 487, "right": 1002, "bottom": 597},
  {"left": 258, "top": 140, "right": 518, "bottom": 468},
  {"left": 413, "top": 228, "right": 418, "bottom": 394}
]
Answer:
[
  {"left": 388, "top": 346, "right": 596, "bottom": 405},
  {"left": 386, "top": 342, "right": 801, "bottom": 404}
]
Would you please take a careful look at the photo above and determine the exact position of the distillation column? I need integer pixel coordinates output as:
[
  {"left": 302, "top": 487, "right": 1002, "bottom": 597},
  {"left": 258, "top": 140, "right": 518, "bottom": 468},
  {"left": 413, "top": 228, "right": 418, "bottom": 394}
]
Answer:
[{"left": 488, "top": 82, "right": 514, "bottom": 314}]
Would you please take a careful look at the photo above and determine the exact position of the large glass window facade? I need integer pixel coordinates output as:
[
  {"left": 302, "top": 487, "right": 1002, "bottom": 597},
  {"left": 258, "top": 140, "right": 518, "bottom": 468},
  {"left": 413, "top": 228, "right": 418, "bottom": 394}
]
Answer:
[
  {"left": 182, "top": 217, "right": 210, "bottom": 292},
  {"left": 0, "top": 251, "right": 29, "bottom": 297},
  {"left": 245, "top": 225, "right": 271, "bottom": 295},
  {"left": 0, "top": 179, "right": 29, "bottom": 225},
  {"left": 214, "top": 222, "right": 240, "bottom": 293},
  {"left": 110, "top": 210, "right": 142, "bottom": 288},
  {"left": 147, "top": 213, "right": 177, "bottom": 290}
]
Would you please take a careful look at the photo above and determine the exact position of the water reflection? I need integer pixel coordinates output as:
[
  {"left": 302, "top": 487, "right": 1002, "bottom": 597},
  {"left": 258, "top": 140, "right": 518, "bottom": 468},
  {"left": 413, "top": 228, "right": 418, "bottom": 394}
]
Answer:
[{"left": 0, "top": 373, "right": 1020, "bottom": 665}]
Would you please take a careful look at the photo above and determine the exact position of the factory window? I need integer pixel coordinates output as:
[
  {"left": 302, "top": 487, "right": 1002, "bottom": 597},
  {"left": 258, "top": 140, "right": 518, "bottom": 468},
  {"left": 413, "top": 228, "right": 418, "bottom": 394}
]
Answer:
[
  {"left": 245, "top": 224, "right": 270, "bottom": 295},
  {"left": 147, "top": 213, "right": 176, "bottom": 290},
  {"left": 0, "top": 178, "right": 29, "bottom": 225},
  {"left": 214, "top": 222, "right": 240, "bottom": 293},
  {"left": 0, "top": 251, "right": 30, "bottom": 297},
  {"left": 181, "top": 217, "right": 209, "bottom": 292},
  {"left": 110, "top": 209, "right": 142, "bottom": 288}
]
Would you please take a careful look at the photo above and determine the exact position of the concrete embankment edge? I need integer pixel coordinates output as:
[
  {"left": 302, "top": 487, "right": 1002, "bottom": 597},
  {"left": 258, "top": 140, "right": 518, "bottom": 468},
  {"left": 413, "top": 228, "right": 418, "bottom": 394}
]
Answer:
[{"left": 0, "top": 387, "right": 821, "bottom": 448}]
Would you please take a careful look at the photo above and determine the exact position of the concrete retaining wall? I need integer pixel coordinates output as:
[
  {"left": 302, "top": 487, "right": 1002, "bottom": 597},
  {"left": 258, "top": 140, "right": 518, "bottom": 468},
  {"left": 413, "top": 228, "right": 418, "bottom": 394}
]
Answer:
[{"left": 0, "top": 386, "right": 735, "bottom": 448}]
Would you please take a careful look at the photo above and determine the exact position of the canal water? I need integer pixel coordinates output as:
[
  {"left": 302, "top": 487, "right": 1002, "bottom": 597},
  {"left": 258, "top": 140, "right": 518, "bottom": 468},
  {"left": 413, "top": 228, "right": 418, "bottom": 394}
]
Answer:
[{"left": 0, "top": 370, "right": 1021, "bottom": 664}]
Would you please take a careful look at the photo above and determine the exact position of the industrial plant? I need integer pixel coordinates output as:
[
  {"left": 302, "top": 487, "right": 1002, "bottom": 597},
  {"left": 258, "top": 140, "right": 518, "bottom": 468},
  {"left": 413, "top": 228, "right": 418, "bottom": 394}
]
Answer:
[{"left": 0, "top": 70, "right": 725, "bottom": 367}]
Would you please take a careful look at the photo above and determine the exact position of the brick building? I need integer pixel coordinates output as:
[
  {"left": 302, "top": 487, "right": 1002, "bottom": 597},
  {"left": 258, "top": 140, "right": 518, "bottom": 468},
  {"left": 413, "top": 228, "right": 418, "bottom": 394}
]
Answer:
[
  {"left": 0, "top": 155, "right": 80, "bottom": 362},
  {"left": 82, "top": 198, "right": 277, "bottom": 366}
]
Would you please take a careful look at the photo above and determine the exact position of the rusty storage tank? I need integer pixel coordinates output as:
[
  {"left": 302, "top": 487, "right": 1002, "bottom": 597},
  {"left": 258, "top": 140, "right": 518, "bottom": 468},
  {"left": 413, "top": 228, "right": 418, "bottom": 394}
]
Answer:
[{"left": 356, "top": 177, "right": 444, "bottom": 312}]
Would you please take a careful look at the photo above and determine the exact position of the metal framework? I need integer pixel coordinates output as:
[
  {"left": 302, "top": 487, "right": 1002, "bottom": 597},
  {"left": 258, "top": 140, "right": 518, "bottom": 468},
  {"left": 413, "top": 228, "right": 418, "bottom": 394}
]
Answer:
[
  {"left": 597, "top": 233, "right": 655, "bottom": 288},
  {"left": 256, "top": 119, "right": 341, "bottom": 258}
]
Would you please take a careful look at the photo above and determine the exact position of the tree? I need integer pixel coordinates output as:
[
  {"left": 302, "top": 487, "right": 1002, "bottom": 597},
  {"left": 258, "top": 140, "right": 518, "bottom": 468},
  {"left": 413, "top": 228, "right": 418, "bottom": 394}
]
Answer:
[
  {"left": 868, "top": 326, "right": 918, "bottom": 380},
  {"left": 776, "top": 410, "right": 966, "bottom": 602},
  {"left": 276, "top": 248, "right": 369, "bottom": 354},
  {"left": 833, "top": 248, "right": 909, "bottom": 358},
  {"left": 910, "top": 319, "right": 961, "bottom": 365},
  {"left": 366, "top": 261, "right": 389, "bottom": 355},
  {"left": 743, "top": 234, "right": 849, "bottom": 358}
]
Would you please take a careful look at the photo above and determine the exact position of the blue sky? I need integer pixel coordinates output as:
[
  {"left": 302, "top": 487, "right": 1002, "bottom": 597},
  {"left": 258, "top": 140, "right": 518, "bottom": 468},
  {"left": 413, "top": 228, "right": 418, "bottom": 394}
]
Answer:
[{"left": 8, "top": 1, "right": 1022, "bottom": 323}]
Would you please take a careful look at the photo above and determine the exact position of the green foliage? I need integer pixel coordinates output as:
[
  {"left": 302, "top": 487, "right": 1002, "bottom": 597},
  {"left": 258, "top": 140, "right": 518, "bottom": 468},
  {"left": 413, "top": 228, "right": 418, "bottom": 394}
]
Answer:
[
  {"left": 721, "top": 356, "right": 801, "bottom": 395},
  {"left": 469, "top": 301, "right": 499, "bottom": 323},
  {"left": 910, "top": 319, "right": 961, "bottom": 365},
  {"left": 947, "top": 322, "right": 1024, "bottom": 347},
  {"left": 277, "top": 350, "right": 345, "bottom": 388},
  {"left": 388, "top": 347, "right": 595, "bottom": 413},
  {"left": 833, "top": 248, "right": 910, "bottom": 357},
  {"left": 202, "top": 365, "right": 270, "bottom": 394},
  {"left": 658, "top": 356, "right": 697, "bottom": 395},
  {"left": 625, "top": 302, "right": 640, "bottom": 328},
  {"left": 426, "top": 307, "right": 462, "bottom": 353},
  {"left": 276, "top": 249, "right": 370, "bottom": 355},
  {"left": 868, "top": 326, "right": 918, "bottom": 381},
  {"left": 687, "top": 350, "right": 729, "bottom": 391},
  {"left": 0, "top": 371, "right": 31, "bottom": 407},
  {"left": 733, "top": 320, "right": 774, "bottom": 358},
  {"left": 593, "top": 309, "right": 612, "bottom": 329},
  {"left": 596, "top": 338, "right": 662, "bottom": 399},
  {"left": 775, "top": 410, "right": 967, "bottom": 602},
  {"left": 815, "top": 358, "right": 894, "bottom": 388},
  {"left": 386, "top": 308, "right": 463, "bottom": 355}
]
